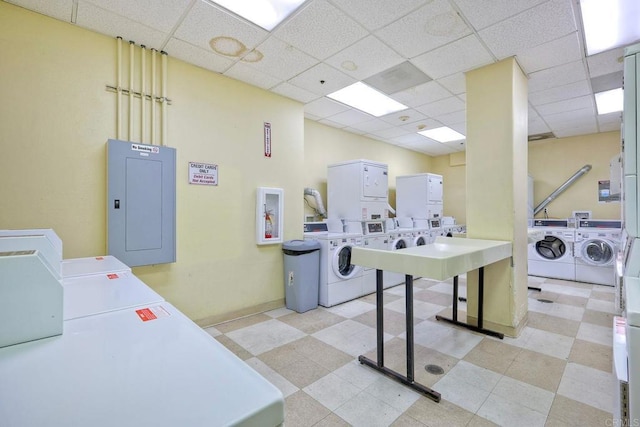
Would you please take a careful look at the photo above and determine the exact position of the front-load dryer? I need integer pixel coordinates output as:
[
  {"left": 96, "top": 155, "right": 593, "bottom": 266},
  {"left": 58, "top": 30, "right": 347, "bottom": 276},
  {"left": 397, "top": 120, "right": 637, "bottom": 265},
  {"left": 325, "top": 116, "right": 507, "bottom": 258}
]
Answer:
[
  {"left": 528, "top": 219, "right": 576, "bottom": 281},
  {"left": 574, "top": 220, "right": 622, "bottom": 286},
  {"left": 384, "top": 231, "right": 411, "bottom": 288}
]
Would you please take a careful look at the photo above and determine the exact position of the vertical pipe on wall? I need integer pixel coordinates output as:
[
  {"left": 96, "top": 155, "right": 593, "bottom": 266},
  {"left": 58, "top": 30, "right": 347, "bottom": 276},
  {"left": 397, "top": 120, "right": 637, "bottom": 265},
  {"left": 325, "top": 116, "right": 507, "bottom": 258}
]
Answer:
[
  {"left": 161, "top": 51, "right": 168, "bottom": 147},
  {"left": 116, "top": 37, "right": 122, "bottom": 140},
  {"left": 151, "top": 48, "right": 157, "bottom": 145},
  {"left": 141, "top": 45, "right": 146, "bottom": 144},
  {"left": 128, "top": 40, "right": 134, "bottom": 142}
]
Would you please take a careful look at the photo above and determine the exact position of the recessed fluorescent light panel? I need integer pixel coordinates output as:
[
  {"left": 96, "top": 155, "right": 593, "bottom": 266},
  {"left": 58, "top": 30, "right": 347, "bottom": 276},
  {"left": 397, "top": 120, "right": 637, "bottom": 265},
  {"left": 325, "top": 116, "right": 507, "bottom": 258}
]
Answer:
[
  {"left": 327, "top": 82, "right": 408, "bottom": 117},
  {"left": 595, "top": 88, "right": 623, "bottom": 114},
  {"left": 211, "top": 0, "right": 308, "bottom": 31},
  {"left": 418, "top": 127, "right": 465, "bottom": 142},
  {"left": 580, "top": 0, "right": 640, "bottom": 55}
]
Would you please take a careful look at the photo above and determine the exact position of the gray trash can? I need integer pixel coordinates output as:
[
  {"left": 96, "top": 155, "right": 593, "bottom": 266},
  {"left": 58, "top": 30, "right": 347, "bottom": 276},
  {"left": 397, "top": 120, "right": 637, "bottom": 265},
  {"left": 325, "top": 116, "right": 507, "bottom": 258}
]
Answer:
[{"left": 282, "top": 240, "right": 321, "bottom": 313}]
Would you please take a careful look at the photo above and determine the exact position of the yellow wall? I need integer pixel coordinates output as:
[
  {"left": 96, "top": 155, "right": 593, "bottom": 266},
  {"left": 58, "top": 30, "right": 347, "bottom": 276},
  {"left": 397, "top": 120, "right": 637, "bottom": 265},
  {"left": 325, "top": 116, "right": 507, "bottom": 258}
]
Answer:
[
  {"left": 303, "top": 120, "right": 432, "bottom": 220},
  {"left": 0, "top": 3, "right": 304, "bottom": 325},
  {"left": 432, "top": 131, "right": 621, "bottom": 224}
]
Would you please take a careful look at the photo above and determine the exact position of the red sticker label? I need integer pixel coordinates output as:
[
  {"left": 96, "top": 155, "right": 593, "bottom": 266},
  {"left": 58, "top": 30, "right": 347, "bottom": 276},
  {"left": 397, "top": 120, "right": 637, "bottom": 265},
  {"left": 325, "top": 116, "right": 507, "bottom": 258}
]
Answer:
[
  {"left": 107, "top": 273, "right": 119, "bottom": 280},
  {"left": 136, "top": 308, "right": 157, "bottom": 322}
]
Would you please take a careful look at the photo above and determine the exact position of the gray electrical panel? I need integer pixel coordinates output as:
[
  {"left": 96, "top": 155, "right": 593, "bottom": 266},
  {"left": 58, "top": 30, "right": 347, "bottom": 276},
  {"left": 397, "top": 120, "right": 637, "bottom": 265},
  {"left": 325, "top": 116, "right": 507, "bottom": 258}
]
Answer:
[{"left": 107, "top": 139, "right": 176, "bottom": 267}]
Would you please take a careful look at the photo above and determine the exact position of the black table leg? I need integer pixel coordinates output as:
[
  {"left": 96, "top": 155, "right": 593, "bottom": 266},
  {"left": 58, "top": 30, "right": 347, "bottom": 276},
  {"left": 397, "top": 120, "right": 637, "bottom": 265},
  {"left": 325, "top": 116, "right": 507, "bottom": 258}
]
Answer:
[
  {"left": 435, "top": 268, "right": 504, "bottom": 339},
  {"left": 358, "top": 270, "right": 441, "bottom": 402}
]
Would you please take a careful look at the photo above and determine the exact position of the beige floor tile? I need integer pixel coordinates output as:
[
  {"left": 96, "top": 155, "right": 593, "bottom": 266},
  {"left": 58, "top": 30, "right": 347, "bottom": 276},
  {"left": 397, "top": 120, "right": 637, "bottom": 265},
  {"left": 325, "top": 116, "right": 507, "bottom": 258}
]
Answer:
[
  {"left": 213, "top": 335, "right": 253, "bottom": 360},
  {"left": 531, "top": 291, "right": 561, "bottom": 302},
  {"left": 567, "top": 339, "right": 612, "bottom": 373},
  {"left": 467, "top": 415, "right": 500, "bottom": 426},
  {"left": 463, "top": 337, "right": 522, "bottom": 374},
  {"left": 504, "top": 348, "right": 566, "bottom": 392},
  {"left": 334, "top": 390, "right": 404, "bottom": 427},
  {"left": 278, "top": 308, "right": 347, "bottom": 334},
  {"left": 414, "top": 278, "right": 443, "bottom": 289},
  {"left": 284, "top": 390, "right": 331, "bottom": 427},
  {"left": 413, "top": 289, "right": 455, "bottom": 306},
  {"left": 581, "top": 309, "right": 615, "bottom": 328},
  {"left": 545, "top": 395, "right": 613, "bottom": 426},
  {"left": 543, "top": 279, "right": 593, "bottom": 291},
  {"left": 527, "top": 311, "right": 581, "bottom": 338},
  {"left": 555, "top": 294, "right": 589, "bottom": 308},
  {"left": 258, "top": 344, "right": 331, "bottom": 388},
  {"left": 591, "top": 290, "right": 615, "bottom": 302},
  {"left": 404, "top": 396, "right": 475, "bottom": 427},
  {"left": 360, "top": 291, "right": 403, "bottom": 305},
  {"left": 351, "top": 308, "right": 421, "bottom": 336},
  {"left": 390, "top": 414, "right": 428, "bottom": 426},
  {"left": 289, "top": 336, "right": 354, "bottom": 371},
  {"left": 213, "top": 313, "right": 272, "bottom": 333}
]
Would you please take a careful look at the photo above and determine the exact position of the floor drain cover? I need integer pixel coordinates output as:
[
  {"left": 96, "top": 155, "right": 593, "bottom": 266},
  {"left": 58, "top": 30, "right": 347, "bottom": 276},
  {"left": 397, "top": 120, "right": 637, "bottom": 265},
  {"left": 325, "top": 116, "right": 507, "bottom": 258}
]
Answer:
[
  {"left": 537, "top": 298, "right": 554, "bottom": 303},
  {"left": 425, "top": 364, "right": 444, "bottom": 375}
]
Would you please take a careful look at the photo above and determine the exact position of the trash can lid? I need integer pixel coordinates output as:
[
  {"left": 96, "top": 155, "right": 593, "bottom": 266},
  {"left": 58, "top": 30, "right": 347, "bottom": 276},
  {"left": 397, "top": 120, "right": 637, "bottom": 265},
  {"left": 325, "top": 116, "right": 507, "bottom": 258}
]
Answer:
[{"left": 282, "top": 239, "right": 321, "bottom": 252}]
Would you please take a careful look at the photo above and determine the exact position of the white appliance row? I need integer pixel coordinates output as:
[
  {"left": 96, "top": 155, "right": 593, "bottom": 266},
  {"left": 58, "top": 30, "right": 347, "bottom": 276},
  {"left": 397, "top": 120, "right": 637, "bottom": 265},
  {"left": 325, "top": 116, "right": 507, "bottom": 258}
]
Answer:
[
  {"left": 0, "top": 229, "right": 284, "bottom": 426},
  {"left": 527, "top": 219, "right": 622, "bottom": 286}
]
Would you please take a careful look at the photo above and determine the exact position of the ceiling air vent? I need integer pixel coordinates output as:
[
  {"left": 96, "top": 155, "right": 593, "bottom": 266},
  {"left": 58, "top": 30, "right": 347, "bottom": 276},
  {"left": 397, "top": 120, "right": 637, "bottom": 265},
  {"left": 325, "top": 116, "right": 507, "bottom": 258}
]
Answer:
[
  {"left": 528, "top": 132, "right": 556, "bottom": 142},
  {"left": 364, "top": 61, "right": 432, "bottom": 95}
]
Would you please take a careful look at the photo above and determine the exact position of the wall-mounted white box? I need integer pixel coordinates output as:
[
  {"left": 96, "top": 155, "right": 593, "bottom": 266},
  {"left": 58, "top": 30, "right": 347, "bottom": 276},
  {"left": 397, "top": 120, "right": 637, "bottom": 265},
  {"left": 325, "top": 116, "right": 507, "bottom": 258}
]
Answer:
[{"left": 257, "top": 187, "right": 284, "bottom": 245}]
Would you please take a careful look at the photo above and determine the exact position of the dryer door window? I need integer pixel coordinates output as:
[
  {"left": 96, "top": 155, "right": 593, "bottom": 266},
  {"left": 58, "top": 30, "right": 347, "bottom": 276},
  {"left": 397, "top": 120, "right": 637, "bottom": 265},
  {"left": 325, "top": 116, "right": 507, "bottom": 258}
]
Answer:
[
  {"left": 332, "top": 245, "right": 359, "bottom": 278},
  {"left": 582, "top": 239, "right": 614, "bottom": 265},
  {"left": 394, "top": 239, "right": 407, "bottom": 250},
  {"left": 415, "top": 236, "right": 427, "bottom": 246},
  {"left": 535, "top": 236, "right": 566, "bottom": 260}
]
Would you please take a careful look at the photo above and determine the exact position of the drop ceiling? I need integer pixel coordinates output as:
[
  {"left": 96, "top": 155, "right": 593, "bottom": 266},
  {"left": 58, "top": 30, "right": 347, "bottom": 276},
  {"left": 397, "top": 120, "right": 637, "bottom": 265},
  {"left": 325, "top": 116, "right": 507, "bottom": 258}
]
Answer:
[{"left": 5, "top": 0, "right": 636, "bottom": 156}]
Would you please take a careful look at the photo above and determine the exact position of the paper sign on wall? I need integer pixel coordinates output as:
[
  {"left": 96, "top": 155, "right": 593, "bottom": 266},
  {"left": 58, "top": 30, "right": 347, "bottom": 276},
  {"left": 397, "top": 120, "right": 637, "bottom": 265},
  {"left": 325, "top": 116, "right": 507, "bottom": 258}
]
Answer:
[
  {"left": 189, "top": 162, "right": 218, "bottom": 186},
  {"left": 264, "top": 122, "right": 271, "bottom": 158}
]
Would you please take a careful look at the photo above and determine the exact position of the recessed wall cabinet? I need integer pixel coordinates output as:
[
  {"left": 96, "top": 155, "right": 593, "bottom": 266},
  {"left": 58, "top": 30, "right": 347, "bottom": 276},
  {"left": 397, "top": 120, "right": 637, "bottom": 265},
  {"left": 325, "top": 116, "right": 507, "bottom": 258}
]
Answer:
[{"left": 256, "top": 187, "right": 284, "bottom": 245}]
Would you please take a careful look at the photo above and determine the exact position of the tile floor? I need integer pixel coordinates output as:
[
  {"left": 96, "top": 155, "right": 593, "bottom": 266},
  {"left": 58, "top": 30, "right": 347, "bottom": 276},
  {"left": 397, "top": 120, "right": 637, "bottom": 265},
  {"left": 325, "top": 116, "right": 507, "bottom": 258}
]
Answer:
[{"left": 204, "top": 275, "right": 619, "bottom": 426}]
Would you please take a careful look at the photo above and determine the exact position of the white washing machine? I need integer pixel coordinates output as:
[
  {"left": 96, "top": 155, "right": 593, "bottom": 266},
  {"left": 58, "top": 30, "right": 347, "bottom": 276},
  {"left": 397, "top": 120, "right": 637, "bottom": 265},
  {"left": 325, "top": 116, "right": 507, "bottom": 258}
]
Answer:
[
  {"left": 574, "top": 220, "right": 622, "bottom": 286},
  {"left": 384, "top": 230, "right": 412, "bottom": 288},
  {"left": 304, "top": 222, "right": 364, "bottom": 307},
  {"left": 428, "top": 218, "right": 444, "bottom": 243},
  {"left": 528, "top": 219, "right": 576, "bottom": 281},
  {"left": 361, "top": 222, "right": 389, "bottom": 295},
  {"left": 411, "top": 219, "right": 430, "bottom": 247}
]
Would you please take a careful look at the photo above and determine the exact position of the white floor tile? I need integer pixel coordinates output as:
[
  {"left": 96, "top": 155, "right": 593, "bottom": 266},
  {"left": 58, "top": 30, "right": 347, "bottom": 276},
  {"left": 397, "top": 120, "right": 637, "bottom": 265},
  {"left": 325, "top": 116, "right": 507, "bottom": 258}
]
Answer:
[
  {"left": 576, "top": 322, "right": 613, "bottom": 347},
  {"left": 332, "top": 359, "right": 382, "bottom": 390},
  {"left": 433, "top": 360, "right": 501, "bottom": 413},
  {"left": 226, "top": 319, "right": 306, "bottom": 355},
  {"left": 303, "top": 373, "right": 361, "bottom": 411},
  {"left": 523, "top": 328, "right": 574, "bottom": 360},
  {"left": 428, "top": 282, "right": 467, "bottom": 297},
  {"left": 538, "top": 283, "right": 591, "bottom": 298},
  {"left": 491, "top": 376, "right": 555, "bottom": 415},
  {"left": 363, "top": 376, "right": 421, "bottom": 413},
  {"left": 263, "top": 307, "right": 295, "bottom": 318},
  {"left": 334, "top": 390, "right": 403, "bottom": 427},
  {"left": 557, "top": 362, "right": 616, "bottom": 413},
  {"left": 385, "top": 298, "right": 447, "bottom": 320},
  {"left": 244, "top": 357, "right": 299, "bottom": 398},
  {"left": 326, "top": 299, "right": 376, "bottom": 318},
  {"left": 477, "top": 394, "right": 547, "bottom": 427},
  {"left": 586, "top": 298, "right": 617, "bottom": 314},
  {"left": 409, "top": 320, "right": 482, "bottom": 359},
  {"left": 528, "top": 299, "right": 584, "bottom": 322},
  {"left": 312, "top": 320, "right": 393, "bottom": 357}
]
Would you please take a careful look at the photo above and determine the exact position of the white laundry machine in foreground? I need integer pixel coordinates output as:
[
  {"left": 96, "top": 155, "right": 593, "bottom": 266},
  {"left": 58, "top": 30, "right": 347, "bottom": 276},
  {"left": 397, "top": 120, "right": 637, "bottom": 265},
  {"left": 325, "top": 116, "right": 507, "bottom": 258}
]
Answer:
[
  {"left": 528, "top": 219, "right": 576, "bottom": 281},
  {"left": 574, "top": 220, "right": 622, "bottom": 286},
  {"left": 384, "top": 229, "right": 412, "bottom": 288},
  {"left": 0, "top": 303, "right": 284, "bottom": 426},
  {"left": 361, "top": 220, "right": 388, "bottom": 295},
  {"left": 304, "top": 222, "right": 364, "bottom": 307}
]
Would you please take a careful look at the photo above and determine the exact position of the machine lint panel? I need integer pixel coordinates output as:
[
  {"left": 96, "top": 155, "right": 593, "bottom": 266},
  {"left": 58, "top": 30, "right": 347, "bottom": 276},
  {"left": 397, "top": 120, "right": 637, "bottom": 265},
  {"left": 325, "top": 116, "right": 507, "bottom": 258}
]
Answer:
[{"left": 107, "top": 139, "right": 176, "bottom": 267}]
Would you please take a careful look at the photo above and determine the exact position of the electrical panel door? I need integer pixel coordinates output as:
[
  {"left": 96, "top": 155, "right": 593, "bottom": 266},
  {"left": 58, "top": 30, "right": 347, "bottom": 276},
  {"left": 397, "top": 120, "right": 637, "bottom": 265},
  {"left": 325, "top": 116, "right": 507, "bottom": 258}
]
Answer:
[{"left": 107, "top": 139, "right": 176, "bottom": 267}]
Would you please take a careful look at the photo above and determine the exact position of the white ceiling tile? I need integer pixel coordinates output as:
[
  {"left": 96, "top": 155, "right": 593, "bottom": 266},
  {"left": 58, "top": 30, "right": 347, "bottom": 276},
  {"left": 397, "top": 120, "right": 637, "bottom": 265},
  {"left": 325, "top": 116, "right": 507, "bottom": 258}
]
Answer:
[
  {"left": 441, "top": 138, "right": 467, "bottom": 151},
  {"left": 448, "top": 122, "right": 466, "bottom": 135},
  {"left": 598, "top": 120, "right": 622, "bottom": 132},
  {"left": 165, "top": 38, "right": 235, "bottom": 73},
  {"left": 174, "top": 1, "right": 267, "bottom": 53},
  {"left": 367, "top": 126, "right": 410, "bottom": 139},
  {"left": 325, "top": 108, "right": 375, "bottom": 126},
  {"left": 319, "top": 117, "right": 348, "bottom": 128},
  {"left": 597, "top": 111, "right": 623, "bottom": 126},
  {"left": 401, "top": 139, "right": 456, "bottom": 156},
  {"left": 270, "top": 82, "right": 319, "bottom": 103},
  {"left": 478, "top": 0, "right": 577, "bottom": 59},
  {"left": 342, "top": 126, "right": 368, "bottom": 135},
  {"left": 544, "top": 107, "right": 596, "bottom": 127},
  {"left": 436, "top": 73, "right": 466, "bottom": 95},
  {"left": 416, "top": 96, "right": 465, "bottom": 117},
  {"left": 304, "top": 112, "right": 322, "bottom": 120},
  {"left": 243, "top": 37, "right": 318, "bottom": 81},
  {"left": 6, "top": 0, "right": 73, "bottom": 22},
  {"left": 528, "top": 116, "right": 551, "bottom": 135},
  {"left": 375, "top": 0, "right": 471, "bottom": 58},
  {"left": 76, "top": 1, "right": 168, "bottom": 49},
  {"left": 399, "top": 118, "right": 443, "bottom": 133},
  {"left": 390, "top": 81, "right": 452, "bottom": 108},
  {"left": 288, "top": 63, "right": 356, "bottom": 96},
  {"left": 528, "top": 60, "right": 588, "bottom": 93},
  {"left": 224, "top": 61, "right": 282, "bottom": 90},
  {"left": 433, "top": 110, "right": 466, "bottom": 126},
  {"left": 304, "top": 97, "right": 350, "bottom": 118},
  {"left": 553, "top": 125, "right": 598, "bottom": 138},
  {"left": 348, "top": 119, "right": 394, "bottom": 133},
  {"left": 389, "top": 133, "right": 431, "bottom": 146},
  {"left": 453, "top": 0, "right": 547, "bottom": 31},
  {"left": 516, "top": 32, "right": 582, "bottom": 74},
  {"left": 379, "top": 109, "right": 428, "bottom": 127},
  {"left": 325, "top": 35, "right": 405, "bottom": 81},
  {"left": 273, "top": 0, "right": 368, "bottom": 60},
  {"left": 587, "top": 47, "right": 625, "bottom": 78},
  {"left": 82, "top": 0, "right": 191, "bottom": 33},
  {"left": 411, "top": 35, "right": 494, "bottom": 79},
  {"left": 528, "top": 80, "right": 591, "bottom": 106},
  {"left": 536, "top": 95, "right": 594, "bottom": 116},
  {"left": 330, "top": 0, "right": 426, "bottom": 31}
]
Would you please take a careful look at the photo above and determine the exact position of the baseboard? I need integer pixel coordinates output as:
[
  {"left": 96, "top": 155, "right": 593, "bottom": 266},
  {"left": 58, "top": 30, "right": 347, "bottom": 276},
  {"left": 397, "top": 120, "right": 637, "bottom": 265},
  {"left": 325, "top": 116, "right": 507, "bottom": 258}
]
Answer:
[{"left": 195, "top": 298, "right": 285, "bottom": 328}]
